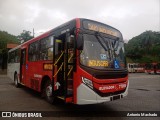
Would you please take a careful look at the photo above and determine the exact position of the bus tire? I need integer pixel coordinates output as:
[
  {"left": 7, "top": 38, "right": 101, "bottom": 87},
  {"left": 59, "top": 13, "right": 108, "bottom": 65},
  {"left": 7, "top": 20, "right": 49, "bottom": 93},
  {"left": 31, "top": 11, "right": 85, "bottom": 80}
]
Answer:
[
  {"left": 14, "top": 73, "right": 20, "bottom": 88},
  {"left": 44, "top": 80, "right": 55, "bottom": 104}
]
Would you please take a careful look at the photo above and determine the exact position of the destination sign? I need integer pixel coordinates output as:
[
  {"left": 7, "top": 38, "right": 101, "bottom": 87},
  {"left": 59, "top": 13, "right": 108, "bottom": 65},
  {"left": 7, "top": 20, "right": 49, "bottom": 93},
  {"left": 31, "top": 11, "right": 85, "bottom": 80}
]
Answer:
[
  {"left": 83, "top": 21, "right": 118, "bottom": 37},
  {"left": 88, "top": 60, "right": 108, "bottom": 67}
]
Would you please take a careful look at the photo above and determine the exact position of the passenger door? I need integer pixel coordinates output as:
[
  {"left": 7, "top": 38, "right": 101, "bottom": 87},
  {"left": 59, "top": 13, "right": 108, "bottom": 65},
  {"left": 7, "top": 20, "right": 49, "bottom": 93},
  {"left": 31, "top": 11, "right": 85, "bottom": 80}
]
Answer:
[
  {"left": 53, "top": 38, "right": 64, "bottom": 94},
  {"left": 20, "top": 49, "right": 26, "bottom": 85},
  {"left": 53, "top": 33, "right": 75, "bottom": 102}
]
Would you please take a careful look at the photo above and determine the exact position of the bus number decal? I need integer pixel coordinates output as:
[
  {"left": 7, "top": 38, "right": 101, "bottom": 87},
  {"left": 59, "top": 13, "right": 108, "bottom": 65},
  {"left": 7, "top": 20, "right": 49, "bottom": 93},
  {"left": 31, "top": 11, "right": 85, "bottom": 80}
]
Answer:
[{"left": 119, "top": 84, "right": 126, "bottom": 89}]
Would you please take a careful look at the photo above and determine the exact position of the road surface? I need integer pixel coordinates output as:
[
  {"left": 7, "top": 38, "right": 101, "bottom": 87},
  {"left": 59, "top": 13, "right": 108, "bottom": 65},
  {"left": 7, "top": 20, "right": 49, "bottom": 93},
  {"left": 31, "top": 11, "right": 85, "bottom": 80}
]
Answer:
[{"left": 0, "top": 73, "right": 160, "bottom": 120}]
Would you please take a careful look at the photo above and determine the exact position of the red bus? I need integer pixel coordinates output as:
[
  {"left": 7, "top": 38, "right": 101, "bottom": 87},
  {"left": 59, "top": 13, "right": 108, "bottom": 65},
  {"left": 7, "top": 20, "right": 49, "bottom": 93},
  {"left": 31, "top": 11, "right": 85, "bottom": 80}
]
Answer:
[
  {"left": 145, "top": 63, "right": 160, "bottom": 74},
  {"left": 7, "top": 18, "right": 129, "bottom": 105}
]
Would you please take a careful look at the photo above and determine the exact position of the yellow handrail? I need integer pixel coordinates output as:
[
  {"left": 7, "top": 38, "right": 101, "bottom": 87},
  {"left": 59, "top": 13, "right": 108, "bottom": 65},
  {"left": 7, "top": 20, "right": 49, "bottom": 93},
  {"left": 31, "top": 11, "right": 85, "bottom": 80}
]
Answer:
[
  {"left": 67, "top": 66, "right": 73, "bottom": 76},
  {"left": 68, "top": 53, "right": 73, "bottom": 62},
  {"left": 53, "top": 63, "right": 64, "bottom": 78},
  {"left": 53, "top": 51, "right": 74, "bottom": 78},
  {"left": 54, "top": 51, "right": 64, "bottom": 66}
]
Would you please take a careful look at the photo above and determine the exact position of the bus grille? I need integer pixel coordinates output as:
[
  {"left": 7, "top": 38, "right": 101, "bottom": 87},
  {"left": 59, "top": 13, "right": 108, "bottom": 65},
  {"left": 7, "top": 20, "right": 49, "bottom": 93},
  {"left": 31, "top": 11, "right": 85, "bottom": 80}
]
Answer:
[
  {"left": 94, "top": 88, "right": 126, "bottom": 97},
  {"left": 94, "top": 73, "right": 127, "bottom": 79}
]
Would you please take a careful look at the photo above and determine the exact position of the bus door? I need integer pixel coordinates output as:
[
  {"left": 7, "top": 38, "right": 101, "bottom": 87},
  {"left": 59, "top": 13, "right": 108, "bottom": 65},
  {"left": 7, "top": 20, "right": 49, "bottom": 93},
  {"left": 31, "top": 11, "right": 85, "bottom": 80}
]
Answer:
[
  {"left": 53, "top": 38, "right": 65, "bottom": 97},
  {"left": 64, "top": 33, "right": 75, "bottom": 102},
  {"left": 20, "top": 49, "right": 26, "bottom": 84},
  {"left": 53, "top": 33, "right": 75, "bottom": 102}
]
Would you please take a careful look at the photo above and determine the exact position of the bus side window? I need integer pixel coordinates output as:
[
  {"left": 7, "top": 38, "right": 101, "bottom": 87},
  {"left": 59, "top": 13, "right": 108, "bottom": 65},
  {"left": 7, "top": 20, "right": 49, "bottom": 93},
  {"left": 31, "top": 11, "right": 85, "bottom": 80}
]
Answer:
[
  {"left": 15, "top": 49, "right": 20, "bottom": 63},
  {"left": 29, "top": 41, "right": 40, "bottom": 61},
  {"left": 9, "top": 51, "right": 15, "bottom": 63},
  {"left": 8, "top": 52, "right": 11, "bottom": 63},
  {"left": 40, "top": 37, "right": 53, "bottom": 60}
]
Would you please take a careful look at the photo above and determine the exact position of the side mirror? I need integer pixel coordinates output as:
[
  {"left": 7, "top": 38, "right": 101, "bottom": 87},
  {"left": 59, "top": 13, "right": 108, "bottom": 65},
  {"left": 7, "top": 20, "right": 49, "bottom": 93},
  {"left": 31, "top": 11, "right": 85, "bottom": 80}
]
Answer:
[{"left": 77, "top": 34, "right": 84, "bottom": 50}]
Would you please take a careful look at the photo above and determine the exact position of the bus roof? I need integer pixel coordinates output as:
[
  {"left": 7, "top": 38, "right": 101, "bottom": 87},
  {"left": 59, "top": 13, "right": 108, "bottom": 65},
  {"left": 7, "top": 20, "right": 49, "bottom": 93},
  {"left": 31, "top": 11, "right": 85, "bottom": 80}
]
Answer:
[{"left": 14, "top": 18, "right": 123, "bottom": 49}]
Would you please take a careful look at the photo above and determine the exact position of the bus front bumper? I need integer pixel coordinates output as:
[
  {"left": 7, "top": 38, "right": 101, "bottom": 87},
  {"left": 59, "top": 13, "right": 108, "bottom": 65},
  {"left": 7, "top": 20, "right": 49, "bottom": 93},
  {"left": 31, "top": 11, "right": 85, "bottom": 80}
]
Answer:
[{"left": 77, "top": 81, "right": 129, "bottom": 105}]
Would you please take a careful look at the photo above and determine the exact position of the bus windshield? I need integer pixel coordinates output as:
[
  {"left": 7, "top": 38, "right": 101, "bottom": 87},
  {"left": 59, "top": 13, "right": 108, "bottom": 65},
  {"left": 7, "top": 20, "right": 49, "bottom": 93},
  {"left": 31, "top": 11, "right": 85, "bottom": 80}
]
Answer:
[{"left": 80, "top": 34, "right": 126, "bottom": 69}]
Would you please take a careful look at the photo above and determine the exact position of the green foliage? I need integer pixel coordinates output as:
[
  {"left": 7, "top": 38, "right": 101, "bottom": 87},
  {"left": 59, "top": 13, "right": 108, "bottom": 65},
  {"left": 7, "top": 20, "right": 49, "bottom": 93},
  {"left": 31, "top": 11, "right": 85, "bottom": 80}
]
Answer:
[
  {"left": 0, "top": 30, "right": 33, "bottom": 54},
  {"left": 0, "top": 30, "right": 19, "bottom": 53},
  {"left": 125, "top": 31, "right": 160, "bottom": 63},
  {"left": 17, "top": 30, "right": 33, "bottom": 43}
]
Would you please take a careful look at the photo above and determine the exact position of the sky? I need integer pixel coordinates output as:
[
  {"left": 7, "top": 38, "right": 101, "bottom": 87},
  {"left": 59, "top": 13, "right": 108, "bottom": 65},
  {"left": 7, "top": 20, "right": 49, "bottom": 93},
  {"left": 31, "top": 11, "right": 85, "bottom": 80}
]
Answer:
[{"left": 0, "top": 0, "right": 159, "bottom": 41}]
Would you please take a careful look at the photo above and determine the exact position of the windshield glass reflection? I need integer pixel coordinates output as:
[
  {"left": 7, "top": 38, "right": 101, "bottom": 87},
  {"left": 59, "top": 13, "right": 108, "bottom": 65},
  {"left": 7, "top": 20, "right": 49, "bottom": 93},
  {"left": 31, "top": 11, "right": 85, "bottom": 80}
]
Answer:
[{"left": 80, "top": 34, "right": 126, "bottom": 69}]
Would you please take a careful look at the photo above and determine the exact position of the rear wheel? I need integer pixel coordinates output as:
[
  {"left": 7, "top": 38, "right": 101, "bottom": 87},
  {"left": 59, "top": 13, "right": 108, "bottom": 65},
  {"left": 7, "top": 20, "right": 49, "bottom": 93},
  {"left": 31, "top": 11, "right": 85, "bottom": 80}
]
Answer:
[
  {"left": 44, "top": 80, "right": 55, "bottom": 104},
  {"left": 14, "top": 74, "right": 20, "bottom": 88}
]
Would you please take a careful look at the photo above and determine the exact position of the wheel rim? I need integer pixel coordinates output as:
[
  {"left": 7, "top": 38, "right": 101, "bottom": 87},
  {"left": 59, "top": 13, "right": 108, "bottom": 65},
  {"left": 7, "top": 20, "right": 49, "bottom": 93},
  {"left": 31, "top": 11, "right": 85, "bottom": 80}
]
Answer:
[
  {"left": 15, "top": 76, "right": 18, "bottom": 86},
  {"left": 46, "top": 85, "right": 52, "bottom": 97}
]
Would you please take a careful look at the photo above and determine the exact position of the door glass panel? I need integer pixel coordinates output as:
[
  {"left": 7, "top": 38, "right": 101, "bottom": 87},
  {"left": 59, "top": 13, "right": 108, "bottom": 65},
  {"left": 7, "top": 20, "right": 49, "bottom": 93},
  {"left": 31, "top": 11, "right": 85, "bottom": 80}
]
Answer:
[{"left": 22, "top": 50, "right": 26, "bottom": 65}]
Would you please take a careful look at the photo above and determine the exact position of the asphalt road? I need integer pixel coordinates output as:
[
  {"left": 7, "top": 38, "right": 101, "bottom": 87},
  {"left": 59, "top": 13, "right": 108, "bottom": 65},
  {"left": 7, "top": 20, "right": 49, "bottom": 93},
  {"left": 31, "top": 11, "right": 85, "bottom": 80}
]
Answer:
[{"left": 0, "top": 73, "right": 160, "bottom": 120}]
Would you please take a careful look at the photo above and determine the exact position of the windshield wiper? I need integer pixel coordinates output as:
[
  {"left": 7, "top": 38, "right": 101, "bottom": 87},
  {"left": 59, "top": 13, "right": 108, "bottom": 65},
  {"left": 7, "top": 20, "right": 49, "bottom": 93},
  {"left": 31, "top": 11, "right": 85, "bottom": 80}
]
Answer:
[
  {"left": 113, "top": 38, "right": 120, "bottom": 51},
  {"left": 95, "top": 32, "right": 113, "bottom": 60},
  {"left": 95, "top": 32, "right": 109, "bottom": 51},
  {"left": 96, "top": 32, "right": 120, "bottom": 51}
]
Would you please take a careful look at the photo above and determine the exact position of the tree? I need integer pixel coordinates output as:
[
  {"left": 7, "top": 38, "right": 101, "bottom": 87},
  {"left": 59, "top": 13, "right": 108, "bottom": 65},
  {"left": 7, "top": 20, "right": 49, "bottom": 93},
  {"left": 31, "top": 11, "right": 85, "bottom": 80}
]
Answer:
[
  {"left": 0, "top": 30, "right": 19, "bottom": 69},
  {"left": 0, "top": 30, "right": 19, "bottom": 53},
  {"left": 17, "top": 30, "right": 33, "bottom": 43},
  {"left": 125, "top": 31, "right": 160, "bottom": 63}
]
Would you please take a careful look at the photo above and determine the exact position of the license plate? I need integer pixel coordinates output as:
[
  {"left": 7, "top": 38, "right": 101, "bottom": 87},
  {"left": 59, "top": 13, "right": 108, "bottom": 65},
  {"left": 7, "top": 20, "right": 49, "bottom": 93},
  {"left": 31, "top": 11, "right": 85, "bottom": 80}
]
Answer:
[{"left": 112, "top": 95, "right": 120, "bottom": 101}]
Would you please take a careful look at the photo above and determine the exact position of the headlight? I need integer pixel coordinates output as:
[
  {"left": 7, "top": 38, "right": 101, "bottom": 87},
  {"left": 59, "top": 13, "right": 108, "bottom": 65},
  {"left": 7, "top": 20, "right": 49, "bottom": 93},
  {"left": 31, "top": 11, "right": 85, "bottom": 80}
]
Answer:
[{"left": 82, "top": 77, "right": 93, "bottom": 89}]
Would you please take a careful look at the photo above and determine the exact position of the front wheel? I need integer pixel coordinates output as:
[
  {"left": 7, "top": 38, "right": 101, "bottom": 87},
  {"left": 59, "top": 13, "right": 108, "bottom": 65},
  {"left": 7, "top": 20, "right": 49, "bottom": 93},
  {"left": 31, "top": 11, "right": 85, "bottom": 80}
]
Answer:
[{"left": 45, "top": 80, "right": 55, "bottom": 104}]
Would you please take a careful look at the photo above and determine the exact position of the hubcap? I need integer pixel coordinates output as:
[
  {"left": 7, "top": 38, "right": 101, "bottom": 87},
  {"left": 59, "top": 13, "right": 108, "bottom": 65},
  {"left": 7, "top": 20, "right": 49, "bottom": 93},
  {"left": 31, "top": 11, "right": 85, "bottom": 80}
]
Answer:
[
  {"left": 15, "top": 77, "right": 17, "bottom": 85},
  {"left": 46, "top": 85, "right": 52, "bottom": 97}
]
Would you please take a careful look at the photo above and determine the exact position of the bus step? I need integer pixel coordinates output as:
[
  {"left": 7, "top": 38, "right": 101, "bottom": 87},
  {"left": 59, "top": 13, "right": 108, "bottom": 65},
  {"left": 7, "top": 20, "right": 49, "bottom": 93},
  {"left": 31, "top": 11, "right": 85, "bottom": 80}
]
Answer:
[
  {"left": 65, "top": 97, "right": 73, "bottom": 103},
  {"left": 57, "top": 95, "right": 73, "bottom": 102},
  {"left": 67, "top": 79, "right": 73, "bottom": 89},
  {"left": 20, "top": 83, "right": 25, "bottom": 86},
  {"left": 68, "top": 63, "right": 74, "bottom": 65},
  {"left": 57, "top": 96, "right": 65, "bottom": 100},
  {"left": 67, "top": 79, "right": 73, "bottom": 83},
  {"left": 68, "top": 85, "right": 73, "bottom": 89},
  {"left": 67, "top": 88, "right": 73, "bottom": 96}
]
